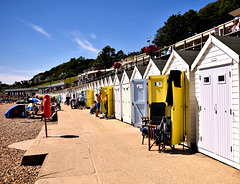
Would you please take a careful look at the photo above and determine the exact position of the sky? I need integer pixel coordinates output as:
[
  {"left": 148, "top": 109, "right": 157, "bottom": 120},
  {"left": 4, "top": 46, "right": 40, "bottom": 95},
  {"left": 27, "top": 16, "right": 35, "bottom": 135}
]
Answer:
[{"left": 0, "top": 0, "right": 216, "bottom": 84}]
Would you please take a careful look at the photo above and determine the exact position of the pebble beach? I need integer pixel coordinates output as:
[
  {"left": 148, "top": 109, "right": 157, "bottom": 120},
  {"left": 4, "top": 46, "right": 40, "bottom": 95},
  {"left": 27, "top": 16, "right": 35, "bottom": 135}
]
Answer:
[{"left": 0, "top": 103, "right": 43, "bottom": 184}]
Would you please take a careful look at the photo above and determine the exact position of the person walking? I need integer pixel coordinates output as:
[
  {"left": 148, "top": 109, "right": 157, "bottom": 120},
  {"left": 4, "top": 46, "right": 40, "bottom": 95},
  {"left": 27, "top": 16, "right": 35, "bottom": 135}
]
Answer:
[
  {"left": 66, "top": 93, "right": 70, "bottom": 106},
  {"left": 79, "top": 92, "right": 85, "bottom": 110},
  {"left": 95, "top": 89, "right": 102, "bottom": 117}
]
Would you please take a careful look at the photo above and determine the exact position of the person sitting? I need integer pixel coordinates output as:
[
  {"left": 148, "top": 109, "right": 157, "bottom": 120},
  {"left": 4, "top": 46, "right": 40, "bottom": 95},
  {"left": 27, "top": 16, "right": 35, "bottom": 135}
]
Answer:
[
  {"left": 56, "top": 101, "right": 61, "bottom": 111},
  {"left": 32, "top": 103, "right": 39, "bottom": 114},
  {"left": 230, "top": 19, "right": 239, "bottom": 32},
  {"left": 90, "top": 101, "right": 97, "bottom": 114},
  {"left": 49, "top": 106, "right": 58, "bottom": 121}
]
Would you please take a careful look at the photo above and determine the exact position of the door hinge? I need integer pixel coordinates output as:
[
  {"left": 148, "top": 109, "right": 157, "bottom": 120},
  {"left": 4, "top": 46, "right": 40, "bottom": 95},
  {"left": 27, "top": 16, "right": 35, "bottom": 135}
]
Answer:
[
  {"left": 230, "top": 109, "right": 232, "bottom": 115},
  {"left": 200, "top": 136, "right": 202, "bottom": 141},
  {"left": 199, "top": 106, "right": 201, "bottom": 111},
  {"left": 199, "top": 75, "right": 201, "bottom": 80},
  {"left": 229, "top": 71, "right": 231, "bottom": 77},
  {"left": 230, "top": 146, "right": 232, "bottom": 152}
]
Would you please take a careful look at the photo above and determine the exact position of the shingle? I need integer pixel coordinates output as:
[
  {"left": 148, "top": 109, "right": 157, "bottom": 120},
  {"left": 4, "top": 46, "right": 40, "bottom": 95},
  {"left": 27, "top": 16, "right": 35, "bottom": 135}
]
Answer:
[
  {"left": 176, "top": 50, "right": 200, "bottom": 66},
  {"left": 152, "top": 58, "right": 168, "bottom": 71},
  {"left": 214, "top": 36, "right": 240, "bottom": 56}
]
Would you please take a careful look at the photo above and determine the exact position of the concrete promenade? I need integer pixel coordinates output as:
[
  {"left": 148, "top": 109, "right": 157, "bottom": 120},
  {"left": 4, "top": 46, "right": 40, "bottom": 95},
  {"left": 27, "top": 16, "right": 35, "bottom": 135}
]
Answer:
[{"left": 24, "top": 105, "right": 240, "bottom": 184}]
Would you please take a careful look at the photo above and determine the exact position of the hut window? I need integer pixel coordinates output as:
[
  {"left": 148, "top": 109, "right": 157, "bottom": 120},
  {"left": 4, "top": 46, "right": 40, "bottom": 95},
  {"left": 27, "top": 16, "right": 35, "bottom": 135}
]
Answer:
[
  {"left": 204, "top": 76, "right": 210, "bottom": 85},
  {"left": 137, "top": 84, "right": 143, "bottom": 89},
  {"left": 218, "top": 74, "right": 226, "bottom": 84},
  {"left": 155, "top": 82, "right": 162, "bottom": 87}
]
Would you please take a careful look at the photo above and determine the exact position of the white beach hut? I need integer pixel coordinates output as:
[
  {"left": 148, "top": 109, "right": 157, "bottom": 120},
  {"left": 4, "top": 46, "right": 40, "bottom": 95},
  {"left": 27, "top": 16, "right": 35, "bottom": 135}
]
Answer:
[
  {"left": 191, "top": 35, "right": 240, "bottom": 169},
  {"left": 162, "top": 50, "right": 199, "bottom": 148},
  {"left": 108, "top": 75, "right": 115, "bottom": 86},
  {"left": 113, "top": 74, "right": 123, "bottom": 121},
  {"left": 143, "top": 58, "right": 168, "bottom": 79},
  {"left": 100, "top": 77, "right": 106, "bottom": 87},
  {"left": 121, "top": 70, "right": 133, "bottom": 124},
  {"left": 104, "top": 77, "right": 108, "bottom": 87}
]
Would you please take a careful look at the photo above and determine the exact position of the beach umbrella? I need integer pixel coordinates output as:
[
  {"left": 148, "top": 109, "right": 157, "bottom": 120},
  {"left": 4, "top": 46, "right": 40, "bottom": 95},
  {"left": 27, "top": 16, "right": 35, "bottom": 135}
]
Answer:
[{"left": 29, "top": 98, "right": 41, "bottom": 103}]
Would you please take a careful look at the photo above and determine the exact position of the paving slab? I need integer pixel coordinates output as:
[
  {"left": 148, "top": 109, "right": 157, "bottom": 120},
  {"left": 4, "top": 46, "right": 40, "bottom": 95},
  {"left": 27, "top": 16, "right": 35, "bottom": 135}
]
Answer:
[{"left": 23, "top": 105, "right": 240, "bottom": 184}]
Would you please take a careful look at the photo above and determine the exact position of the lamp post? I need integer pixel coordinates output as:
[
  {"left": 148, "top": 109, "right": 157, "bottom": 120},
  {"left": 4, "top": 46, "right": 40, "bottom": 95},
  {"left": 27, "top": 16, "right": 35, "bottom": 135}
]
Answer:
[{"left": 147, "top": 36, "right": 151, "bottom": 45}]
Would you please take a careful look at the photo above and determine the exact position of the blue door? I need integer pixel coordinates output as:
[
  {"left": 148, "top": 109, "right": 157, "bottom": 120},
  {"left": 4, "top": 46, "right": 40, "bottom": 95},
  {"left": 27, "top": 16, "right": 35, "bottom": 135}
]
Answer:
[{"left": 132, "top": 79, "right": 148, "bottom": 127}]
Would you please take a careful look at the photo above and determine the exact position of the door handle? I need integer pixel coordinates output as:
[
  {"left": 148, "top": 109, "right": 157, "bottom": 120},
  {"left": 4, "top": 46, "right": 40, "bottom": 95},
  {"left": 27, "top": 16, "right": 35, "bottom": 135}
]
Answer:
[
  {"left": 172, "top": 103, "right": 175, "bottom": 110},
  {"left": 214, "top": 104, "right": 217, "bottom": 114}
]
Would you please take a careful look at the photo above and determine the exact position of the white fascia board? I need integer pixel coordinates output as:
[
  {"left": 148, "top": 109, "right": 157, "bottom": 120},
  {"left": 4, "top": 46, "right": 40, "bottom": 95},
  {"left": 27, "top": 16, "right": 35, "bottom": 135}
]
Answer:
[{"left": 191, "top": 36, "right": 213, "bottom": 71}]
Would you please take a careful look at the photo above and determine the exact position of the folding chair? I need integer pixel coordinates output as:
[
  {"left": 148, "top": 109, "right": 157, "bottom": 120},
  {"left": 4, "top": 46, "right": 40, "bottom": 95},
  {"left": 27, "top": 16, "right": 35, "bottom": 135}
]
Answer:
[
  {"left": 147, "top": 102, "right": 166, "bottom": 151},
  {"left": 140, "top": 116, "right": 149, "bottom": 145}
]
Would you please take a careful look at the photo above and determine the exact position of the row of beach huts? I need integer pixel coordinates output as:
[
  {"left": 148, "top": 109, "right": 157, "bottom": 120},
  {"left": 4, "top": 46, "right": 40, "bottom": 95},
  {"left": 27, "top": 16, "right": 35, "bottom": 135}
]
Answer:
[{"left": 47, "top": 35, "right": 240, "bottom": 170}]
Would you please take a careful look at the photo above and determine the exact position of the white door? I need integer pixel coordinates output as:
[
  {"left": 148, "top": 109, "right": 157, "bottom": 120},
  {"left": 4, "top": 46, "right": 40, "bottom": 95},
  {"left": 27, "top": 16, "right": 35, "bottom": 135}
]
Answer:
[
  {"left": 200, "top": 65, "right": 232, "bottom": 160},
  {"left": 122, "top": 84, "right": 131, "bottom": 124},
  {"left": 114, "top": 85, "right": 121, "bottom": 120}
]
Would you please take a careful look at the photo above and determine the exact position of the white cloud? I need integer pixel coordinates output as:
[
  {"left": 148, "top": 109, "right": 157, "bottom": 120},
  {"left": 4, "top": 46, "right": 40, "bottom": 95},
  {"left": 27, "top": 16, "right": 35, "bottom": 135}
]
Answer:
[
  {"left": 29, "top": 24, "right": 51, "bottom": 39},
  {"left": 0, "top": 73, "right": 31, "bottom": 85},
  {"left": 20, "top": 19, "right": 51, "bottom": 39},
  {"left": 74, "top": 38, "right": 99, "bottom": 54},
  {"left": 0, "top": 66, "right": 43, "bottom": 84},
  {"left": 90, "top": 33, "right": 96, "bottom": 39}
]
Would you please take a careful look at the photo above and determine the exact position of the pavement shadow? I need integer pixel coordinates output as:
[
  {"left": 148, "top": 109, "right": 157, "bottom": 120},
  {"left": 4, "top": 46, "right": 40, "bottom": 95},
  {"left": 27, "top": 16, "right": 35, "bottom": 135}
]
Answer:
[{"left": 164, "top": 147, "right": 197, "bottom": 155}]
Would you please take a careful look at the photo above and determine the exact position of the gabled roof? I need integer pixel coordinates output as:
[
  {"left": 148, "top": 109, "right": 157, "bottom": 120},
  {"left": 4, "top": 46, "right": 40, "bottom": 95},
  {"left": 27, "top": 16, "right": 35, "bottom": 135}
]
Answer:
[
  {"left": 111, "top": 75, "right": 115, "bottom": 82},
  {"left": 152, "top": 58, "right": 168, "bottom": 71},
  {"left": 215, "top": 36, "right": 240, "bottom": 55},
  {"left": 136, "top": 65, "right": 147, "bottom": 76},
  {"left": 191, "top": 35, "right": 240, "bottom": 70},
  {"left": 176, "top": 50, "right": 200, "bottom": 66},
  {"left": 126, "top": 70, "right": 133, "bottom": 79},
  {"left": 117, "top": 73, "right": 122, "bottom": 81}
]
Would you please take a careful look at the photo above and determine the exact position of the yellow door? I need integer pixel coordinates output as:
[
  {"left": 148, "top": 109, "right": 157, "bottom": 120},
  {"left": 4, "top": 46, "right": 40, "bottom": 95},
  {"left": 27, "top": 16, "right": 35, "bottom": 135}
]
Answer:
[
  {"left": 101, "top": 87, "right": 108, "bottom": 113},
  {"left": 87, "top": 89, "right": 94, "bottom": 108},
  {"left": 171, "top": 72, "right": 186, "bottom": 145},
  {"left": 148, "top": 75, "right": 168, "bottom": 116},
  {"left": 107, "top": 86, "right": 114, "bottom": 116}
]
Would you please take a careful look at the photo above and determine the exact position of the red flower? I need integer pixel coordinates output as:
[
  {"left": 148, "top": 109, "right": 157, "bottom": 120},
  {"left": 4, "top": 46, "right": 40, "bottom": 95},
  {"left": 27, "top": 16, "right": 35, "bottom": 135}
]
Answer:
[
  {"left": 114, "top": 62, "right": 121, "bottom": 69},
  {"left": 97, "top": 70, "right": 102, "bottom": 77},
  {"left": 144, "top": 45, "right": 158, "bottom": 55}
]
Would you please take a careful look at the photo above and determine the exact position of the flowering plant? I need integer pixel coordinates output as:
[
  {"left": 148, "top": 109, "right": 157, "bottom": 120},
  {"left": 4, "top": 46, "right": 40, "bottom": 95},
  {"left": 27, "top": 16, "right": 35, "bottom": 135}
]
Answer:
[
  {"left": 96, "top": 70, "right": 102, "bottom": 77},
  {"left": 114, "top": 62, "right": 121, "bottom": 69},
  {"left": 144, "top": 45, "right": 158, "bottom": 56}
]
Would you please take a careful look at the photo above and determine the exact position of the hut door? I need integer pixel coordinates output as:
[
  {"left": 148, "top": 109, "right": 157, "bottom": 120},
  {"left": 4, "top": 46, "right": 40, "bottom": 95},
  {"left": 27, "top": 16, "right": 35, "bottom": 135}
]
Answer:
[
  {"left": 122, "top": 84, "right": 131, "bottom": 124},
  {"left": 108, "top": 86, "right": 114, "bottom": 116},
  {"left": 132, "top": 79, "right": 148, "bottom": 127},
  {"left": 114, "top": 86, "right": 121, "bottom": 120},
  {"left": 200, "top": 65, "right": 232, "bottom": 160},
  {"left": 171, "top": 72, "right": 185, "bottom": 145}
]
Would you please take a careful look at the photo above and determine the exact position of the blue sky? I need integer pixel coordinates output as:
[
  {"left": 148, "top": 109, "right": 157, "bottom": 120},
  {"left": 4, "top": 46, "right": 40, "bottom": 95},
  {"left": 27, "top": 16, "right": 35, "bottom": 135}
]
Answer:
[{"left": 0, "top": 0, "right": 216, "bottom": 84}]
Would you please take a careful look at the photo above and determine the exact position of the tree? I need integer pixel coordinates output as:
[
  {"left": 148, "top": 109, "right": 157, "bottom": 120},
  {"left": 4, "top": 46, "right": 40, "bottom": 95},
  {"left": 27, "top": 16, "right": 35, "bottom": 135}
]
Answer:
[
  {"left": 127, "top": 51, "right": 140, "bottom": 57},
  {"left": 153, "top": 0, "right": 240, "bottom": 48},
  {"left": 153, "top": 13, "right": 184, "bottom": 48},
  {"left": 95, "top": 45, "right": 116, "bottom": 68},
  {"left": 116, "top": 50, "right": 127, "bottom": 60}
]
